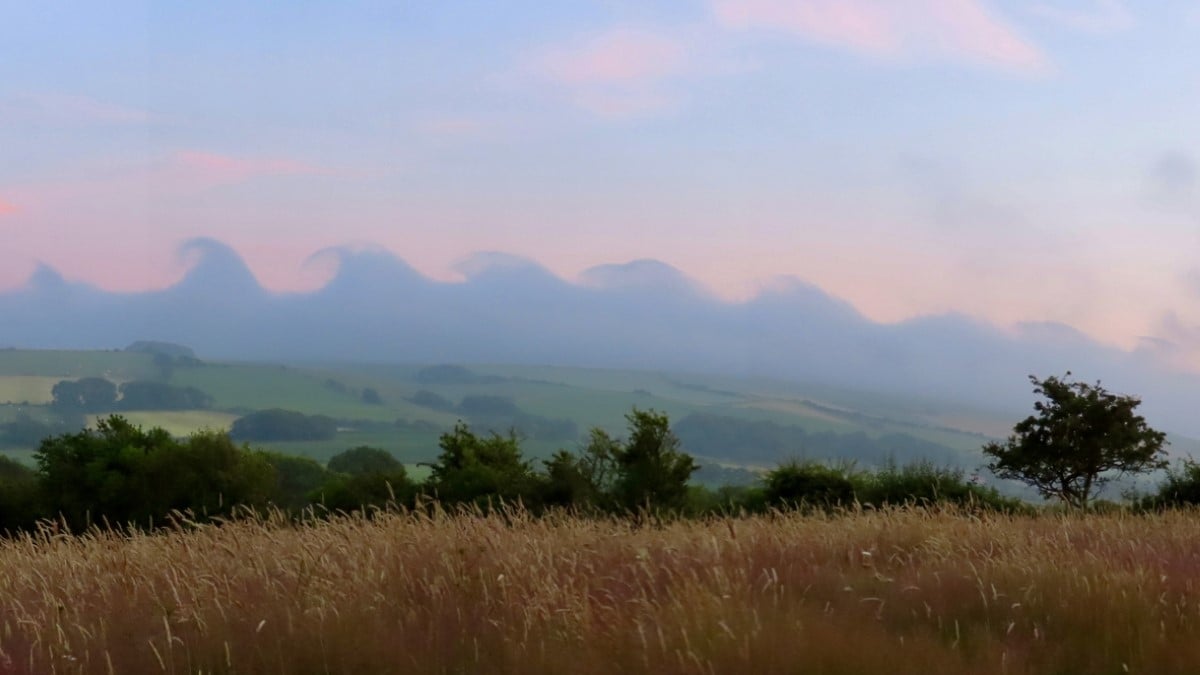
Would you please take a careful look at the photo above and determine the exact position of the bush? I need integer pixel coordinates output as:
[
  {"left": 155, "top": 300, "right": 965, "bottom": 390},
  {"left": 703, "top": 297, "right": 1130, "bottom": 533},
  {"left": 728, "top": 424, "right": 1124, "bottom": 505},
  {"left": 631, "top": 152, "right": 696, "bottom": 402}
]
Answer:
[
  {"left": 1139, "top": 460, "right": 1200, "bottom": 510},
  {"left": 762, "top": 461, "right": 856, "bottom": 509},
  {"left": 426, "top": 423, "right": 542, "bottom": 507},
  {"left": 858, "top": 460, "right": 1018, "bottom": 511},
  {"left": 50, "top": 377, "right": 117, "bottom": 412},
  {"left": 34, "top": 416, "right": 276, "bottom": 530},
  {"left": 0, "top": 456, "right": 39, "bottom": 531},
  {"left": 118, "top": 380, "right": 213, "bottom": 410},
  {"left": 259, "top": 452, "right": 332, "bottom": 510},
  {"left": 315, "top": 469, "right": 416, "bottom": 513},
  {"left": 230, "top": 409, "right": 337, "bottom": 442},
  {"left": 327, "top": 446, "right": 401, "bottom": 476},
  {"left": 683, "top": 484, "right": 766, "bottom": 516}
]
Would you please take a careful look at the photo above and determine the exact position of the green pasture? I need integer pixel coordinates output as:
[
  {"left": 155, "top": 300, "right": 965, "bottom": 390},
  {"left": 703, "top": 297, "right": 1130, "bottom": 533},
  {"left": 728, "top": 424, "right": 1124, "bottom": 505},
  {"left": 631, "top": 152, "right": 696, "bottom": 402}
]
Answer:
[
  {"left": 87, "top": 410, "right": 241, "bottom": 437},
  {"left": 170, "top": 364, "right": 456, "bottom": 426},
  {"left": 0, "top": 376, "right": 63, "bottom": 405},
  {"left": 0, "top": 349, "right": 158, "bottom": 380},
  {"left": 0, "top": 349, "right": 1011, "bottom": 470}
]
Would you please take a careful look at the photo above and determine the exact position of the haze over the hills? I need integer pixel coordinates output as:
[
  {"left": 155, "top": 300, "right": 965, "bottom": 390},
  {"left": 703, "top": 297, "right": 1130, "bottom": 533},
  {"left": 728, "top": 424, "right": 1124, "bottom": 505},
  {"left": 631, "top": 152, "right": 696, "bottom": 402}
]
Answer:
[
  {"left": 6, "top": 238, "right": 1198, "bottom": 437},
  {"left": 5, "top": 3, "right": 1200, "bottom": 371}
]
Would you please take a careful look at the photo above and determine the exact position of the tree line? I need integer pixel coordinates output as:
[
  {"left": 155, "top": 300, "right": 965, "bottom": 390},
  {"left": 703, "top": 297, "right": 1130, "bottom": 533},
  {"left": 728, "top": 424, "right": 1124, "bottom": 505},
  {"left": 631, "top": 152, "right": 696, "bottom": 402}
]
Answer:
[
  {"left": 49, "top": 376, "right": 213, "bottom": 412},
  {"left": 0, "top": 409, "right": 687, "bottom": 532},
  {"left": 0, "top": 373, "right": 1196, "bottom": 535}
]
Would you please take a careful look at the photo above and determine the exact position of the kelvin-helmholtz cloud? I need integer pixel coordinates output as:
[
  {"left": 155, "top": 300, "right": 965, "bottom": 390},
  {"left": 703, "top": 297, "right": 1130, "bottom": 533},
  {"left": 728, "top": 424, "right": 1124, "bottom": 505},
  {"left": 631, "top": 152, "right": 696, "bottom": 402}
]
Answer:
[{"left": 5, "top": 238, "right": 1200, "bottom": 436}]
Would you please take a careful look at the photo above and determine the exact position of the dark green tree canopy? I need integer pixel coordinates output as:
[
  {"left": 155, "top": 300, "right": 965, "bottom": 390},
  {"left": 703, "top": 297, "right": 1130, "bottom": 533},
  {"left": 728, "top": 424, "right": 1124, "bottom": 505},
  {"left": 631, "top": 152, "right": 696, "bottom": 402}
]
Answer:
[
  {"left": 118, "top": 380, "right": 213, "bottom": 410},
  {"left": 612, "top": 408, "right": 698, "bottom": 512},
  {"left": 230, "top": 409, "right": 337, "bottom": 442},
  {"left": 983, "top": 373, "right": 1167, "bottom": 509},
  {"left": 51, "top": 377, "right": 117, "bottom": 412},
  {"left": 327, "top": 446, "right": 401, "bottom": 476},
  {"left": 762, "top": 461, "right": 855, "bottom": 508},
  {"left": 541, "top": 428, "right": 620, "bottom": 509},
  {"left": 427, "top": 422, "right": 539, "bottom": 505},
  {"left": 34, "top": 415, "right": 275, "bottom": 529}
]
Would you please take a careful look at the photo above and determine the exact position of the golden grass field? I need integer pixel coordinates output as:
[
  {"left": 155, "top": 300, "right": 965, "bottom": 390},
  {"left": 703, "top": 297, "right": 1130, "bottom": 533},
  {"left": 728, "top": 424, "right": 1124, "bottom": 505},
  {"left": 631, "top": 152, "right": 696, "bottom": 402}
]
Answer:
[
  {"left": 3, "top": 508, "right": 1200, "bottom": 674},
  {"left": 85, "top": 410, "right": 241, "bottom": 437},
  {"left": 0, "top": 376, "right": 63, "bottom": 405}
]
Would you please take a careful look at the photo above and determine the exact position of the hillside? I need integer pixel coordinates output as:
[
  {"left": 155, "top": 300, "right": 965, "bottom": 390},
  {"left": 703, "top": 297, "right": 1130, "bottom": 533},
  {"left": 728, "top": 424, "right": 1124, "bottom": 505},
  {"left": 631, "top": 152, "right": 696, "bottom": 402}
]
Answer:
[{"left": 0, "top": 348, "right": 1019, "bottom": 477}]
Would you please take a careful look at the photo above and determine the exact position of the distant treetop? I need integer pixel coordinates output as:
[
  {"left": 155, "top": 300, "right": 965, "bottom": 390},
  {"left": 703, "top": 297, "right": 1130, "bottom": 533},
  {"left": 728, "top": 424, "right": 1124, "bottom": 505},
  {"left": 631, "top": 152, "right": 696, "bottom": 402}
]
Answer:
[
  {"left": 415, "top": 365, "right": 504, "bottom": 385},
  {"left": 124, "top": 341, "right": 197, "bottom": 359}
]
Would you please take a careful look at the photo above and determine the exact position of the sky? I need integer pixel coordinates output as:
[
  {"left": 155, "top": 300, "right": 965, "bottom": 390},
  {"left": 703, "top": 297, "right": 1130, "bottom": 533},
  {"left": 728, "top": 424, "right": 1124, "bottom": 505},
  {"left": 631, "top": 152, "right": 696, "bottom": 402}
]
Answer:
[{"left": 2, "top": 1, "right": 1200, "bottom": 366}]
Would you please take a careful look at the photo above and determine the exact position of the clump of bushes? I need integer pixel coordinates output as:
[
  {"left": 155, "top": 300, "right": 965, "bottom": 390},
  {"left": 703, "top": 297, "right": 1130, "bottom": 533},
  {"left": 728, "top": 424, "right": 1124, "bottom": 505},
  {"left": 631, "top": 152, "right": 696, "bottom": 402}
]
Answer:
[
  {"left": 762, "top": 460, "right": 856, "bottom": 509},
  {"left": 230, "top": 409, "right": 337, "bottom": 442},
  {"left": 858, "top": 460, "right": 1014, "bottom": 510},
  {"left": 1138, "top": 460, "right": 1200, "bottom": 510},
  {"left": 316, "top": 446, "right": 414, "bottom": 513},
  {"left": 749, "top": 459, "right": 1023, "bottom": 514}
]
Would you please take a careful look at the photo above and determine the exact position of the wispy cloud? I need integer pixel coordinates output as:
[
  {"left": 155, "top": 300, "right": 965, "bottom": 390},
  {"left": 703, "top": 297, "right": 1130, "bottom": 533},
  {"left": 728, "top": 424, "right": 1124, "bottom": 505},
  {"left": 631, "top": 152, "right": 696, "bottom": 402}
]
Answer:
[
  {"left": 538, "top": 29, "right": 688, "bottom": 85},
  {"left": 0, "top": 92, "right": 155, "bottom": 126},
  {"left": 170, "top": 151, "right": 324, "bottom": 186},
  {"left": 1029, "top": 0, "right": 1134, "bottom": 34},
  {"left": 710, "top": 0, "right": 1047, "bottom": 72},
  {"left": 0, "top": 199, "right": 18, "bottom": 217},
  {"left": 530, "top": 27, "right": 692, "bottom": 118}
]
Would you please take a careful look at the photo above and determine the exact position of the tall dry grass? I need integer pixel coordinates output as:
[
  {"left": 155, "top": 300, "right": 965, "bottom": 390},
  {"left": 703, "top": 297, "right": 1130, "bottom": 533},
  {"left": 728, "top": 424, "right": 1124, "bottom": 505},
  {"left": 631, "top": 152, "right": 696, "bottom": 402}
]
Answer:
[{"left": 2, "top": 506, "right": 1200, "bottom": 673}]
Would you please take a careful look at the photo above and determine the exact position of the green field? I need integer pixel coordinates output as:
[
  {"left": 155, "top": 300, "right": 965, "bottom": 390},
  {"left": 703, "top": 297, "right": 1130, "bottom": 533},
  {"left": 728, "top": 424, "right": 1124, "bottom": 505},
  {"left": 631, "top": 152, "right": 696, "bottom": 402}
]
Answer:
[
  {"left": 86, "top": 410, "right": 241, "bottom": 436},
  {"left": 0, "top": 376, "right": 62, "bottom": 404},
  {"left": 0, "top": 348, "right": 1038, "bottom": 473},
  {"left": 0, "top": 349, "right": 158, "bottom": 380}
]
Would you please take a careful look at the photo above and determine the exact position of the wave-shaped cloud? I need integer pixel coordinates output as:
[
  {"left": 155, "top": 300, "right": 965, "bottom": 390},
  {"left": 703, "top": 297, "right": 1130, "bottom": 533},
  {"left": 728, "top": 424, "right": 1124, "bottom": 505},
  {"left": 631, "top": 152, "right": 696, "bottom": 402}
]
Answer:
[{"left": 3, "top": 237, "right": 1197, "bottom": 436}]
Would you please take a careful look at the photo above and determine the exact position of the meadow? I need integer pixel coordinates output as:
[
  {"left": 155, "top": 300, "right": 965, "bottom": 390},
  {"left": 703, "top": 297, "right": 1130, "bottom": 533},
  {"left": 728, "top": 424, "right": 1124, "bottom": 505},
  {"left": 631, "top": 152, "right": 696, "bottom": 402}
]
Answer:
[
  {"left": 2, "top": 507, "right": 1200, "bottom": 674},
  {"left": 1, "top": 349, "right": 1016, "bottom": 474}
]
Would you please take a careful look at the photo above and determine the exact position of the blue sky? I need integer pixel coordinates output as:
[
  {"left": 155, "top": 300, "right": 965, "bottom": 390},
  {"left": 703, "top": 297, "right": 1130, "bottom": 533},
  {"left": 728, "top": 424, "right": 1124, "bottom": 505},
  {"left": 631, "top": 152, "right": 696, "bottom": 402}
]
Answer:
[{"left": 2, "top": 1, "right": 1199, "bottom": 366}]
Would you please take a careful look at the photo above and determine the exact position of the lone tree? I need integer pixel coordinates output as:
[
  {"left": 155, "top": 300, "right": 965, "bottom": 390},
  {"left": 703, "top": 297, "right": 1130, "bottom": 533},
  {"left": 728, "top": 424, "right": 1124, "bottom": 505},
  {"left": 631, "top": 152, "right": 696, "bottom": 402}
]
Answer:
[
  {"left": 612, "top": 408, "right": 698, "bottom": 512},
  {"left": 983, "top": 373, "right": 1167, "bottom": 509}
]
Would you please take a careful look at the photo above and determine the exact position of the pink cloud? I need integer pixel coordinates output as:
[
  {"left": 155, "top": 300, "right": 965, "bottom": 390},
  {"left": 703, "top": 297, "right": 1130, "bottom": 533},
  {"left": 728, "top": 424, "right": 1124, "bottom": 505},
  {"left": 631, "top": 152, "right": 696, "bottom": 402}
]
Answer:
[
  {"left": 713, "top": 0, "right": 898, "bottom": 53},
  {"left": 172, "top": 151, "right": 322, "bottom": 184},
  {"left": 0, "top": 198, "right": 17, "bottom": 217},
  {"left": 538, "top": 29, "right": 688, "bottom": 86},
  {"left": 711, "top": 0, "right": 1047, "bottom": 71},
  {"left": 531, "top": 28, "right": 692, "bottom": 119}
]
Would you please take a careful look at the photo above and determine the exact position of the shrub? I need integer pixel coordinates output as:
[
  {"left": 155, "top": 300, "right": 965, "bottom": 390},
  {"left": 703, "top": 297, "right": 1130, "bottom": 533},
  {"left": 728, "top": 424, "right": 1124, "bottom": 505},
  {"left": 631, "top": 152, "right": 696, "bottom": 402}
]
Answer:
[
  {"left": 0, "top": 457, "right": 39, "bottom": 532},
  {"left": 327, "top": 446, "right": 401, "bottom": 476},
  {"left": 1139, "top": 460, "right": 1200, "bottom": 510},
  {"left": 858, "top": 460, "right": 1019, "bottom": 511},
  {"left": 426, "top": 423, "right": 542, "bottom": 507},
  {"left": 34, "top": 416, "right": 276, "bottom": 529},
  {"left": 315, "top": 469, "right": 416, "bottom": 513},
  {"left": 117, "top": 380, "right": 213, "bottom": 410},
  {"left": 259, "top": 452, "right": 332, "bottom": 510},
  {"left": 230, "top": 409, "right": 337, "bottom": 442},
  {"left": 762, "top": 461, "right": 856, "bottom": 509}
]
